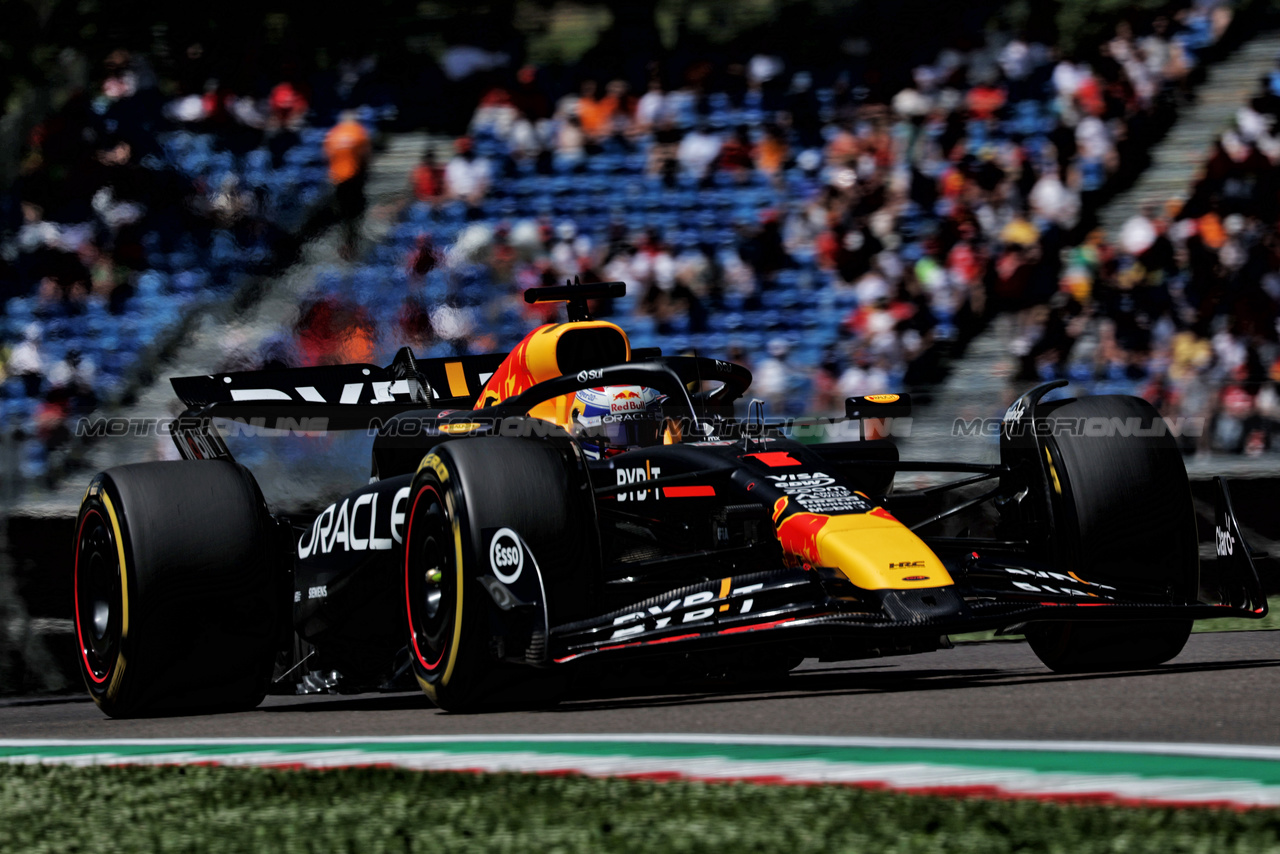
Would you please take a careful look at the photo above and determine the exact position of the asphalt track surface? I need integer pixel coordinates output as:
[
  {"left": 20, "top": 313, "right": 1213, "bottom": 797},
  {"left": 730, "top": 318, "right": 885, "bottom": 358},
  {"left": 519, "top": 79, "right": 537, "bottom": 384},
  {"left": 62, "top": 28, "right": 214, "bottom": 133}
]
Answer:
[{"left": 2, "top": 631, "right": 1277, "bottom": 745}]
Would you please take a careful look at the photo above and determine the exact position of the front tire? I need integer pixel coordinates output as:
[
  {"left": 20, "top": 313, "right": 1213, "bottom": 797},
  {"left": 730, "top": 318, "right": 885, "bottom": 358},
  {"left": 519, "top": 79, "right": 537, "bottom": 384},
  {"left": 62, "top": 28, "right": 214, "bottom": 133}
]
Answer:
[
  {"left": 1026, "top": 395, "right": 1196, "bottom": 672},
  {"left": 74, "top": 461, "right": 281, "bottom": 716},
  {"left": 403, "top": 438, "right": 595, "bottom": 712}
]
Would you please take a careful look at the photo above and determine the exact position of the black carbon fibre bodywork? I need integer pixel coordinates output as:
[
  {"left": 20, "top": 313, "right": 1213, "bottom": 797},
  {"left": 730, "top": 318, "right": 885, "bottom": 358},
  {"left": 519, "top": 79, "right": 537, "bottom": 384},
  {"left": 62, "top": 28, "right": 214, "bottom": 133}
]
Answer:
[{"left": 163, "top": 348, "right": 1267, "bottom": 695}]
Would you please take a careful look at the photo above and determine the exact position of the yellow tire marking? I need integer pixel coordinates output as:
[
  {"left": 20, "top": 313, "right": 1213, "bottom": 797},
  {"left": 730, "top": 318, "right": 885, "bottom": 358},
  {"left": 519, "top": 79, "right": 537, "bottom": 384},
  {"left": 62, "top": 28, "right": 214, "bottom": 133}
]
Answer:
[
  {"left": 442, "top": 491, "right": 465, "bottom": 687},
  {"left": 418, "top": 453, "right": 450, "bottom": 482},
  {"left": 1045, "top": 447, "right": 1062, "bottom": 495},
  {"left": 100, "top": 493, "right": 131, "bottom": 700},
  {"left": 100, "top": 495, "right": 130, "bottom": 639}
]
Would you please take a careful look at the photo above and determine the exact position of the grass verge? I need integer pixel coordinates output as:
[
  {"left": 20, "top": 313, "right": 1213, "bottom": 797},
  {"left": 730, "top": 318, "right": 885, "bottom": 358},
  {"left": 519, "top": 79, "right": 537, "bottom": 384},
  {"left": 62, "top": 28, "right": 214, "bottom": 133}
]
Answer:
[{"left": 4, "top": 764, "right": 1280, "bottom": 853}]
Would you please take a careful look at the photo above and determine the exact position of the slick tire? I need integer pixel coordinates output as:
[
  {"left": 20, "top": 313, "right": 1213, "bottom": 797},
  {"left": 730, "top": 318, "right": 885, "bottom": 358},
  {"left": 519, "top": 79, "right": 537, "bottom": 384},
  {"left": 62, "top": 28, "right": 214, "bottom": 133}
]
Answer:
[
  {"left": 74, "top": 461, "right": 281, "bottom": 717},
  {"left": 403, "top": 438, "right": 595, "bottom": 713},
  {"left": 1026, "top": 395, "right": 1196, "bottom": 673}
]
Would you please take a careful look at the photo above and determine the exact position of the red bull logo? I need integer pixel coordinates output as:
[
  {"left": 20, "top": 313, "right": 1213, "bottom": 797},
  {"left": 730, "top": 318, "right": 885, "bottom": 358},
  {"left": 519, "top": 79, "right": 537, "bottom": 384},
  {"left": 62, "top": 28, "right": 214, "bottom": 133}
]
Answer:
[{"left": 610, "top": 387, "right": 646, "bottom": 412}]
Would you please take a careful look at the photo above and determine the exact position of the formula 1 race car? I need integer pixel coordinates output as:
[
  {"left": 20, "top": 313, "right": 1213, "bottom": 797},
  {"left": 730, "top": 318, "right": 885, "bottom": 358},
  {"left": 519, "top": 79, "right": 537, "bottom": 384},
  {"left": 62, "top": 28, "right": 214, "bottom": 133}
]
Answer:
[{"left": 73, "top": 281, "right": 1268, "bottom": 715}]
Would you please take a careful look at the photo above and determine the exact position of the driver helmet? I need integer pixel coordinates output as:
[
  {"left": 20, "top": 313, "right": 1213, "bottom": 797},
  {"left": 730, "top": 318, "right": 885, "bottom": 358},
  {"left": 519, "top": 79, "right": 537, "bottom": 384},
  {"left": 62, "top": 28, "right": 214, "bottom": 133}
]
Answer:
[{"left": 573, "top": 385, "right": 667, "bottom": 459}]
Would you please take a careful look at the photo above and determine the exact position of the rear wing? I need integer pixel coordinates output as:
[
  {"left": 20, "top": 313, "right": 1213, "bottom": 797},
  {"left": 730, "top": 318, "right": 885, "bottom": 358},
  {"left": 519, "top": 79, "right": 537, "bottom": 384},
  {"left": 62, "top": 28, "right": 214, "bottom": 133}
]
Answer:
[
  {"left": 171, "top": 348, "right": 506, "bottom": 411},
  {"left": 168, "top": 348, "right": 505, "bottom": 461}
]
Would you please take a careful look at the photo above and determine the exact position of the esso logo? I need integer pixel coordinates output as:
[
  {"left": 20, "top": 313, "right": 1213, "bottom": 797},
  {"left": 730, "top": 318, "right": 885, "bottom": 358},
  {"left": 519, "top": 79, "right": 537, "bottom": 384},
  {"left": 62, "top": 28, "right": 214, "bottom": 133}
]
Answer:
[{"left": 489, "top": 528, "right": 524, "bottom": 583}]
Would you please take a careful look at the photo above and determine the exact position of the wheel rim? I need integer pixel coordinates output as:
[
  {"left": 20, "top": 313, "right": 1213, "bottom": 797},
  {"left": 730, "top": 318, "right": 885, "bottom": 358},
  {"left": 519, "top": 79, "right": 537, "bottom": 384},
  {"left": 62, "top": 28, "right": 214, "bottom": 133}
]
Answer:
[
  {"left": 74, "top": 508, "right": 121, "bottom": 684},
  {"left": 405, "top": 485, "right": 455, "bottom": 672}
]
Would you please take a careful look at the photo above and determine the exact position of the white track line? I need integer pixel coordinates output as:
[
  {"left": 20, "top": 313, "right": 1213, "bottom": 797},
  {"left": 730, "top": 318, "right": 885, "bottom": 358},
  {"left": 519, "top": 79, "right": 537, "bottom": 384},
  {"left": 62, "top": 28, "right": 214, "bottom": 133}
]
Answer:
[{"left": 4, "top": 733, "right": 1280, "bottom": 760}]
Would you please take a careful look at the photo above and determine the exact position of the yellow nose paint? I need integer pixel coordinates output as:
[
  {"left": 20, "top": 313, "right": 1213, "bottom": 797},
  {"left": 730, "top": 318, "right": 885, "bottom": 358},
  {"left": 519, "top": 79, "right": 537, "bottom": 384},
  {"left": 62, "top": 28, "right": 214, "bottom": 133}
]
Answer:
[{"left": 777, "top": 510, "right": 952, "bottom": 590}]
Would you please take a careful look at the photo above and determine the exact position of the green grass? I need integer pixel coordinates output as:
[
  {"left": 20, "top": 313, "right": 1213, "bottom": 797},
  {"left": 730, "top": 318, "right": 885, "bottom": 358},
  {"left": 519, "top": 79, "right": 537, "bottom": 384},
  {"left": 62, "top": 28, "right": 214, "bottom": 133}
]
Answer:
[
  {"left": 4, "top": 764, "right": 1280, "bottom": 853},
  {"left": 950, "top": 596, "right": 1280, "bottom": 644},
  {"left": 1191, "top": 597, "right": 1280, "bottom": 633}
]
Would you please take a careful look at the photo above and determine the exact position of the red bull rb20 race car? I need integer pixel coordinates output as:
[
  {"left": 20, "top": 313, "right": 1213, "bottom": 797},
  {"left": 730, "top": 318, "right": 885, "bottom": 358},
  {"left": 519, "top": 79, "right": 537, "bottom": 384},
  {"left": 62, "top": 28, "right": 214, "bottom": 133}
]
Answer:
[{"left": 73, "top": 282, "right": 1268, "bottom": 714}]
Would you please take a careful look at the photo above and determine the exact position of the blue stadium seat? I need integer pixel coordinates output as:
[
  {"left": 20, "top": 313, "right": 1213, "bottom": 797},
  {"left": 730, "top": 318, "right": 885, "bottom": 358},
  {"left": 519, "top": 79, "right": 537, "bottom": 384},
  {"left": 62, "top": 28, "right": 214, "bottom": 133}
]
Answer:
[{"left": 1, "top": 377, "right": 25, "bottom": 400}]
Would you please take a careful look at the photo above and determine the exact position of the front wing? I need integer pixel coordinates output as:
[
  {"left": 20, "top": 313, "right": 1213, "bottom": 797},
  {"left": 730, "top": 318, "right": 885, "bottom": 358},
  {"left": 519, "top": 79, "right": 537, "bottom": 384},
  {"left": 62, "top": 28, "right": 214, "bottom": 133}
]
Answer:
[{"left": 545, "top": 477, "right": 1267, "bottom": 664}]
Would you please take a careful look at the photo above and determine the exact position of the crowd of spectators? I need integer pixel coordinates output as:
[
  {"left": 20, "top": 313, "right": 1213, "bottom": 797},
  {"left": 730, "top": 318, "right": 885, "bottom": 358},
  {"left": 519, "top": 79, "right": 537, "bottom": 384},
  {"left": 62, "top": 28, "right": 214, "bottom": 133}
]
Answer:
[
  {"left": 0, "top": 1, "right": 1257, "bottom": 492},
  {"left": 1013, "top": 59, "right": 1280, "bottom": 456},
  {"left": 0, "top": 47, "right": 353, "bottom": 482},
  {"left": 280, "top": 1, "right": 1236, "bottom": 419}
]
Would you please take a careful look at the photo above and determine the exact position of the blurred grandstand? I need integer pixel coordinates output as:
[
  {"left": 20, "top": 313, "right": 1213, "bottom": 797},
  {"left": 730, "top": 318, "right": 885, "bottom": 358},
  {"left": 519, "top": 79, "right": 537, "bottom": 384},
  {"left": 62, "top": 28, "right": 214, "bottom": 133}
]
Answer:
[
  {"left": 2, "top": 0, "right": 1278, "bottom": 500},
  {"left": 0, "top": 47, "right": 391, "bottom": 485}
]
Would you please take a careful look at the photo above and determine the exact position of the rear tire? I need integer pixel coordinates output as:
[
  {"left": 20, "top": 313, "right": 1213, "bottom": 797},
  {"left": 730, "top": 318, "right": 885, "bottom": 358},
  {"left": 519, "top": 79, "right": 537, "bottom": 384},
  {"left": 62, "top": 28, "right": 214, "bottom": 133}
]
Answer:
[
  {"left": 403, "top": 438, "right": 595, "bottom": 712},
  {"left": 1026, "top": 395, "right": 1196, "bottom": 673},
  {"left": 74, "top": 461, "right": 281, "bottom": 717}
]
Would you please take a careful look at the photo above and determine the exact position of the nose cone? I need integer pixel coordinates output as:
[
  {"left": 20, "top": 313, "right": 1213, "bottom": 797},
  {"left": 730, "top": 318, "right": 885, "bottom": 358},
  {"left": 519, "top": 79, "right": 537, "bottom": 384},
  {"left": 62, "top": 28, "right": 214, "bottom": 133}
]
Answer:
[{"left": 777, "top": 508, "right": 953, "bottom": 590}]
